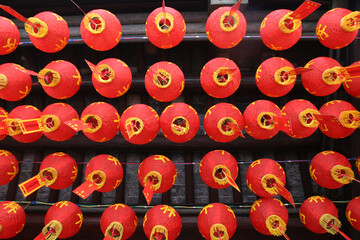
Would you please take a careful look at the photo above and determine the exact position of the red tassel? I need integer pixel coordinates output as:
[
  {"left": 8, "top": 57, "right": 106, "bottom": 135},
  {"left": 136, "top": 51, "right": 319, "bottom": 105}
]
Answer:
[
  {"left": 274, "top": 181, "right": 295, "bottom": 208},
  {"left": 143, "top": 179, "right": 155, "bottom": 205},
  {"left": 272, "top": 116, "right": 293, "bottom": 135},
  {"left": 332, "top": 224, "right": 352, "bottom": 240},
  {"left": 226, "top": 121, "right": 245, "bottom": 138},
  {"left": 65, "top": 120, "right": 91, "bottom": 132},
  {"left": 18, "top": 174, "right": 46, "bottom": 197},
  {"left": 343, "top": 64, "right": 360, "bottom": 79},
  {"left": 0, "top": 5, "right": 37, "bottom": 28},
  {"left": 13, "top": 65, "right": 44, "bottom": 78},
  {"left": 313, "top": 114, "right": 342, "bottom": 126},
  {"left": 33, "top": 232, "right": 46, "bottom": 240},
  {"left": 289, "top": 0, "right": 321, "bottom": 20},
  {"left": 225, "top": 0, "right": 242, "bottom": 22},
  {"left": 103, "top": 236, "right": 114, "bottom": 240},
  {"left": 279, "top": 226, "right": 291, "bottom": 240},
  {"left": 287, "top": 67, "right": 313, "bottom": 75},
  {"left": 73, "top": 179, "right": 99, "bottom": 199},
  {"left": 223, "top": 170, "right": 241, "bottom": 192},
  {"left": 85, "top": 59, "right": 102, "bottom": 76}
]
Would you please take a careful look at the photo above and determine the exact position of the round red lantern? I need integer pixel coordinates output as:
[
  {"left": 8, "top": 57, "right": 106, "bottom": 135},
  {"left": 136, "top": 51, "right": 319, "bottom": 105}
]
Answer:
[
  {"left": 143, "top": 205, "right": 181, "bottom": 240},
  {"left": 281, "top": 99, "right": 319, "bottom": 138},
  {"left": 299, "top": 196, "right": 340, "bottom": 235},
  {"left": 199, "top": 150, "right": 238, "bottom": 190},
  {"left": 145, "top": 6, "right": 185, "bottom": 49},
  {"left": 255, "top": 57, "right": 296, "bottom": 97},
  {"left": 0, "top": 63, "right": 32, "bottom": 101},
  {"left": 42, "top": 103, "right": 79, "bottom": 141},
  {"left": 301, "top": 57, "right": 342, "bottom": 96},
  {"left": 246, "top": 158, "right": 286, "bottom": 198},
  {"left": 343, "top": 60, "right": 360, "bottom": 98},
  {"left": 101, "top": 204, "right": 137, "bottom": 240},
  {"left": 160, "top": 103, "right": 199, "bottom": 143},
  {"left": 316, "top": 8, "right": 359, "bottom": 49},
  {"left": 346, "top": 196, "right": 360, "bottom": 232},
  {"left": 198, "top": 203, "right": 237, "bottom": 240},
  {"left": 0, "top": 201, "right": 26, "bottom": 239},
  {"left": 120, "top": 104, "right": 159, "bottom": 145},
  {"left": 206, "top": 6, "right": 246, "bottom": 49},
  {"left": 200, "top": 57, "right": 241, "bottom": 98},
  {"left": 250, "top": 198, "right": 288, "bottom": 237},
  {"left": 81, "top": 102, "right": 120, "bottom": 142},
  {"left": 243, "top": 100, "right": 282, "bottom": 140},
  {"left": 319, "top": 100, "right": 358, "bottom": 138},
  {"left": 42, "top": 201, "right": 82, "bottom": 239},
  {"left": 204, "top": 103, "right": 244, "bottom": 143},
  {"left": 0, "top": 150, "right": 18, "bottom": 186},
  {"left": 7, "top": 105, "right": 43, "bottom": 143},
  {"left": 145, "top": 61, "right": 184, "bottom": 102},
  {"left": 38, "top": 60, "right": 81, "bottom": 99},
  {"left": 92, "top": 58, "right": 132, "bottom": 98},
  {"left": 0, "top": 107, "right": 8, "bottom": 141},
  {"left": 80, "top": 9, "right": 122, "bottom": 51},
  {"left": 0, "top": 17, "right": 20, "bottom": 55},
  {"left": 25, "top": 11, "right": 69, "bottom": 53}
]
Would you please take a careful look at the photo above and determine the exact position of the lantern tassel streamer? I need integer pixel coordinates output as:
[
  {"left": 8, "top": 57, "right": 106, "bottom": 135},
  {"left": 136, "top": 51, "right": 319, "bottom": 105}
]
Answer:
[
  {"left": 225, "top": 0, "right": 242, "bottom": 23},
  {"left": 227, "top": 121, "right": 245, "bottom": 138},
  {"left": 0, "top": 5, "right": 37, "bottom": 28},
  {"left": 223, "top": 170, "right": 241, "bottom": 192},
  {"left": 331, "top": 224, "right": 352, "bottom": 240},
  {"left": 69, "top": 0, "right": 97, "bottom": 26},
  {"left": 279, "top": 226, "right": 291, "bottom": 240},
  {"left": 143, "top": 179, "right": 155, "bottom": 205},
  {"left": 162, "top": 0, "right": 166, "bottom": 20},
  {"left": 289, "top": 0, "right": 321, "bottom": 20},
  {"left": 13, "top": 65, "right": 45, "bottom": 78},
  {"left": 85, "top": 59, "right": 102, "bottom": 76},
  {"left": 287, "top": 67, "right": 313, "bottom": 75},
  {"left": 340, "top": 174, "right": 360, "bottom": 184},
  {"left": 274, "top": 182, "right": 295, "bottom": 208}
]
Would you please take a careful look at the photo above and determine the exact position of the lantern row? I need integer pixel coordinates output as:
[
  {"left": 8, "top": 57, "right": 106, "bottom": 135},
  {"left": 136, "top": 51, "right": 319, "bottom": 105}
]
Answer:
[{"left": 0, "top": 1, "right": 359, "bottom": 54}]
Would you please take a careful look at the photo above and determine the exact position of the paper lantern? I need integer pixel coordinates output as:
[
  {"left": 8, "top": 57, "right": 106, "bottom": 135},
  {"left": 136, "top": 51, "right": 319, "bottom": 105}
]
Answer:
[
  {"left": 299, "top": 196, "right": 340, "bottom": 235},
  {"left": 346, "top": 196, "right": 360, "bottom": 232},
  {"left": 160, "top": 103, "right": 199, "bottom": 143},
  {"left": 206, "top": 6, "right": 246, "bottom": 49},
  {"left": 204, "top": 103, "right": 244, "bottom": 143},
  {"left": 255, "top": 57, "right": 296, "bottom": 97},
  {"left": 0, "top": 17, "right": 20, "bottom": 55},
  {"left": 343, "top": 60, "right": 360, "bottom": 98},
  {"left": 198, "top": 203, "right": 237, "bottom": 240},
  {"left": 143, "top": 205, "right": 181, "bottom": 240},
  {"left": 120, "top": 104, "right": 159, "bottom": 145},
  {"left": 0, "top": 107, "right": 8, "bottom": 141},
  {"left": 301, "top": 57, "right": 342, "bottom": 96},
  {"left": 0, "top": 63, "right": 32, "bottom": 101},
  {"left": 80, "top": 9, "right": 122, "bottom": 51},
  {"left": 310, "top": 151, "right": 354, "bottom": 189},
  {"left": 0, "top": 150, "right": 18, "bottom": 186},
  {"left": 250, "top": 198, "right": 288, "bottom": 237},
  {"left": 37, "top": 201, "right": 82, "bottom": 239},
  {"left": 281, "top": 99, "right": 319, "bottom": 138},
  {"left": 7, "top": 105, "right": 43, "bottom": 143},
  {"left": 145, "top": 6, "right": 186, "bottom": 49},
  {"left": 100, "top": 204, "right": 137, "bottom": 240},
  {"left": 91, "top": 58, "right": 132, "bottom": 98},
  {"left": 319, "top": 100, "right": 358, "bottom": 138},
  {"left": 243, "top": 100, "right": 282, "bottom": 140},
  {"left": 81, "top": 102, "right": 120, "bottom": 142},
  {"left": 200, "top": 57, "right": 241, "bottom": 98},
  {"left": 42, "top": 103, "right": 79, "bottom": 141},
  {"left": 199, "top": 150, "right": 238, "bottom": 190},
  {"left": 145, "top": 61, "right": 184, "bottom": 102},
  {"left": 0, "top": 201, "right": 26, "bottom": 239},
  {"left": 316, "top": 8, "right": 360, "bottom": 49},
  {"left": 25, "top": 11, "right": 69, "bottom": 53},
  {"left": 38, "top": 60, "right": 81, "bottom": 99}
]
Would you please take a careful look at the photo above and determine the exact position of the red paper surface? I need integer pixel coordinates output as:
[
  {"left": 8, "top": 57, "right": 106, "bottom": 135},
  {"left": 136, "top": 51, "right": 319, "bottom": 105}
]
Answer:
[
  {"left": 73, "top": 179, "right": 98, "bottom": 199},
  {"left": 0, "top": 121, "right": 8, "bottom": 135}
]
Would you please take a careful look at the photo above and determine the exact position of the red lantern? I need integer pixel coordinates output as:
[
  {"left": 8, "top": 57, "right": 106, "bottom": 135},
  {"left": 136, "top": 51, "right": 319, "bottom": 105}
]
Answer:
[
  {"left": 357, "top": 157, "right": 360, "bottom": 176},
  {"left": 204, "top": 103, "right": 244, "bottom": 143},
  {"left": 250, "top": 198, "right": 288, "bottom": 237},
  {"left": 25, "top": 11, "right": 69, "bottom": 53},
  {"left": 0, "top": 107, "right": 8, "bottom": 141},
  {"left": 206, "top": 6, "right": 246, "bottom": 49},
  {"left": 310, "top": 151, "right": 354, "bottom": 189},
  {"left": 38, "top": 60, "right": 81, "bottom": 99},
  {"left": 81, "top": 102, "right": 120, "bottom": 142},
  {"left": 299, "top": 196, "right": 340, "bottom": 235},
  {"left": 0, "top": 63, "right": 32, "bottom": 101},
  {"left": 301, "top": 57, "right": 342, "bottom": 96},
  {"left": 198, "top": 203, "right": 237, "bottom": 240},
  {"left": 100, "top": 204, "right": 137, "bottom": 240},
  {"left": 143, "top": 205, "right": 181, "bottom": 240},
  {"left": 346, "top": 196, "right": 360, "bottom": 232},
  {"left": 0, "top": 17, "right": 20, "bottom": 55},
  {"left": 319, "top": 100, "right": 358, "bottom": 138},
  {"left": 316, "top": 8, "right": 359, "bottom": 49},
  {"left": 145, "top": 61, "right": 184, "bottom": 102},
  {"left": 0, "top": 201, "right": 26, "bottom": 239},
  {"left": 243, "top": 100, "right": 282, "bottom": 140},
  {"left": 281, "top": 99, "right": 319, "bottom": 138},
  {"left": 39, "top": 201, "right": 82, "bottom": 239},
  {"left": 91, "top": 58, "right": 132, "bottom": 98},
  {"left": 120, "top": 104, "right": 159, "bottom": 145},
  {"left": 0, "top": 150, "right": 18, "bottom": 186},
  {"left": 145, "top": 6, "right": 185, "bottom": 49},
  {"left": 42, "top": 103, "right": 79, "bottom": 141},
  {"left": 7, "top": 105, "right": 43, "bottom": 143},
  {"left": 80, "top": 9, "right": 122, "bottom": 51},
  {"left": 160, "top": 103, "right": 199, "bottom": 143},
  {"left": 255, "top": 57, "right": 296, "bottom": 97},
  {"left": 343, "top": 60, "right": 360, "bottom": 98},
  {"left": 200, "top": 57, "right": 241, "bottom": 98},
  {"left": 199, "top": 150, "right": 238, "bottom": 190}
]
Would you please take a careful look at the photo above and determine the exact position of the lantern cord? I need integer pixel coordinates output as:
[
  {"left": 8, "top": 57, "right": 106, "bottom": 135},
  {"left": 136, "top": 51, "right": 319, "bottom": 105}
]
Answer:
[
  {"left": 23, "top": 201, "right": 31, "bottom": 210},
  {"left": 278, "top": 226, "right": 290, "bottom": 240},
  {"left": 0, "top": 5, "right": 37, "bottom": 29},
  {"left": 225, "top": 0, "right": 242, "bottom": 23},
  {"left": 69, "top": 0, "right": 96, "bottom": 26},
  {"left": 162, "top": 0, "right": 166, "bottom": 20},
  {"left": 331, "top": 225, "right": 352, "bottom": 240},
  {"left": 339, "top": 174, "right": 360, "bottom": 184}
]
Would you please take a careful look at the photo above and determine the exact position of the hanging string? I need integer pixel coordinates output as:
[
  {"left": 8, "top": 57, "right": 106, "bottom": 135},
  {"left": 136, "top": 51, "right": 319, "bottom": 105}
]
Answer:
[
  {"left": 331, "top": 224, "right": 352, "bottom": 240},
  {"left": 278, "top": 226, "right": 290, "bottom": 240}
]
